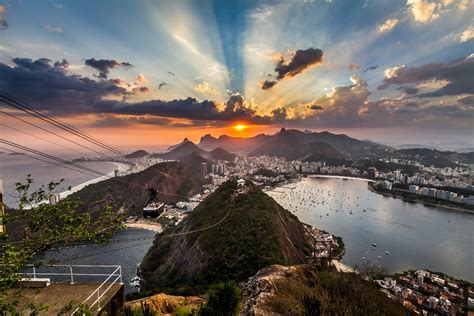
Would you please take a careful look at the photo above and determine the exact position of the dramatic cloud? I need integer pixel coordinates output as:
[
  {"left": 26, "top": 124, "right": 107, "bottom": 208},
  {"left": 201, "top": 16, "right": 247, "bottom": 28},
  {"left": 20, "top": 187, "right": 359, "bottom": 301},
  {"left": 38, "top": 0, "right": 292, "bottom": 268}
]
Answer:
[
  {"left": 378, "top": 55, "right": 474, "bottom": 97},
  {"left": 2, "top": 55, "right": 472, "bottom": 130},
  {"left": 261, "top": 47, "right": 323, "bottom": 90},
  {"left": 84, "top": 58, "right": 133, "bottom": 79},
  {"left": 0, "top": 58, "right": 287, "bottom": 127},
  {"left": 1, "top": 58, "right": 126, "bottom": 114},
  {"left": 363, "top": 65, "right": 378, "bottom": 73},
  {"left": 460, "top": 25, "right": 474, "bottom": 43},
  {"left": 406, "top": 0, "right": 441, "bottom": 23},
  {"left": 377, "top": 18, "right": 398, "bottom": 34},
  {"left": 0, "top": 4, "right": 7, "bottom": 30},
  {"left": 348, "top": 63, "right": 360, "bottom": 71},
  {"left": 194, "top": 81, "right": 216, "bottom": 94},
  {"left": 134, "top": 74, "right": 148, "bottom": 85}
]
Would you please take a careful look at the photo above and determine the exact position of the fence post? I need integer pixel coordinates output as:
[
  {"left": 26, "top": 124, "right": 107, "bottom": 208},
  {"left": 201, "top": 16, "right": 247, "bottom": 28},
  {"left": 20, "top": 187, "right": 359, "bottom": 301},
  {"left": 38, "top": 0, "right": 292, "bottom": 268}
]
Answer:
[
  {"left": 70, "top": 265, "right": 74, "bottom": 284},
  {"left": 119, "top": 266, "right": 123, "bottom": 284},
  {"left": 32, "top": 266, "right": 36, "bottom": 279},
  {"left": 97, "top": 289, "right": 101, "bottom": 310}
]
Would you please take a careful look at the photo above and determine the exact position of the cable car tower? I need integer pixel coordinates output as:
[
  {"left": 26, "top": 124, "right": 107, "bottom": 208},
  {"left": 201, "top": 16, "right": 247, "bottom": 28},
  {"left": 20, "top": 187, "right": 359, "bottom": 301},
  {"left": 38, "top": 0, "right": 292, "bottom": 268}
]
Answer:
[{"left": 143, "top": 187, "right": 164, "bottom": 218}]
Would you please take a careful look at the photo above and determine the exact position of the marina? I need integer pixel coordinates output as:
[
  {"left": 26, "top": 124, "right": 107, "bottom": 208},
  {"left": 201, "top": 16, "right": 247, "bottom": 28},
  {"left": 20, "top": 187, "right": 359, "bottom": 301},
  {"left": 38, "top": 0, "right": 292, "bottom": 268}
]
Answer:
[{"left": 268, "top": 176, "right": 474, "bottom": 282}]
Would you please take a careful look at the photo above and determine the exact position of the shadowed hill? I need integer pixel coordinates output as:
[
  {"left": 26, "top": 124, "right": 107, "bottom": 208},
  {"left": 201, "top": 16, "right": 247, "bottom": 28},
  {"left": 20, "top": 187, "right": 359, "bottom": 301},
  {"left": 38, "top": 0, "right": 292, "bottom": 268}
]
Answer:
[
  {"left": 198, "top": 128, "right": 391, "bottom": 158},
  {"left": 125, "top": 150, "right": 149, "bottom": 158},
  {"left": 69, "top": 154, "right": 208, "bottom": 217},
  {"left": 139, "top": 180, "right": 312, "bottom": 296},
  {"left": 153, "top": 140, "right": 205, "bottom": 161},
  {"left": 208, "top": 147, "right": 236, "bottom": 161}
]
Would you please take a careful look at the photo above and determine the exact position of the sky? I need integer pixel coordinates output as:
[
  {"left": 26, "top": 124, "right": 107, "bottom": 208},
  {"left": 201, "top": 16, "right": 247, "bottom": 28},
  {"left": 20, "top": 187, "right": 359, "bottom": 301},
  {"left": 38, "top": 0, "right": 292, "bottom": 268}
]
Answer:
[{"left": 0, "top": 0, "right": 473, "bottom": 151}]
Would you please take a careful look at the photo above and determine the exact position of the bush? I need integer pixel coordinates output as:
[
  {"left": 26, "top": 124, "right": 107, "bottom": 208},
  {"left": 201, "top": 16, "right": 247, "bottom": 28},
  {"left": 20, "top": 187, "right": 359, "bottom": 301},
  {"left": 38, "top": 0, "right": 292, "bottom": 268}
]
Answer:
[{"left": 197, "top": 282, "right": 241, "bottom": 316}]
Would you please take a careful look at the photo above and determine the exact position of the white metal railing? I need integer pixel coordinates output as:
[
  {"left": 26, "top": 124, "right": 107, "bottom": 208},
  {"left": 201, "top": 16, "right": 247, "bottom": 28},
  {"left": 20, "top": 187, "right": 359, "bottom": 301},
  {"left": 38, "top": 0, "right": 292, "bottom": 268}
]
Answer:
[{"left": 18, "top": 264, "right": 123, "bottom": 315}]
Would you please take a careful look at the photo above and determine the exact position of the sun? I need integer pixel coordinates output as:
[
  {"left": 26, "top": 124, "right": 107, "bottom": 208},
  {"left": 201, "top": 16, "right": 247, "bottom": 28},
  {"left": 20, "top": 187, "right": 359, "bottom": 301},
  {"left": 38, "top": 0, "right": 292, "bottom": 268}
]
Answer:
[{"left": 233, "top": 124, "right": 247, "bottom": 132}]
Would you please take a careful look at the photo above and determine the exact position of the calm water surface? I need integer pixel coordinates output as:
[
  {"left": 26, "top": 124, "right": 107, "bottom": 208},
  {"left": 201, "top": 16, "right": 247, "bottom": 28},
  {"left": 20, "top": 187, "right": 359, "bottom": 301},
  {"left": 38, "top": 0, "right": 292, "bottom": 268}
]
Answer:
[
  {"left": 268, "top": 176, "right": 474, "bottom": 282},
  {"left": 0, "top": 154, "right": 117, "bottom": 207},
  {"left": 41, "top": 228, "right": 156, "bottom": 294}
]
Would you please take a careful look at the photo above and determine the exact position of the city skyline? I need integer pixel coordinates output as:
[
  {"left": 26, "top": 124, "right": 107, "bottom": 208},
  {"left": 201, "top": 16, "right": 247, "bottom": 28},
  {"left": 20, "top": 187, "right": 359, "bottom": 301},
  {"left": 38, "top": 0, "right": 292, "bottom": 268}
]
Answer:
[{"left": 0, "top": 0, "right": 473, "bottom": 149}]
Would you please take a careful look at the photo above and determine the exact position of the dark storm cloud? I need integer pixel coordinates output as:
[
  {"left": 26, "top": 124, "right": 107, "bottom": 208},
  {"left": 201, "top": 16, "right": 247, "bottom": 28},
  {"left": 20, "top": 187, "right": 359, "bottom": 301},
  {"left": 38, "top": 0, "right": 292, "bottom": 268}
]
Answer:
[
  {"left": 0, "top": 58, "right": 288, "bottom": 127},
  {"left": 261, "top": 47, "right": 323, "bottom": 90},
  {"left": 1, "top": 58, "right": 126, "bottom": 114},
  {"left": 378, "top": 55, "right": 474, "bottom": 97},
  {"left": 84, "top": 58, "right": 133, "bottom": 79},
  {"left": 13, "top": 58, "right": 53, "bottom": 71},
  {"left": 363, "top": 65, "right": 378, "bottom": 73}
]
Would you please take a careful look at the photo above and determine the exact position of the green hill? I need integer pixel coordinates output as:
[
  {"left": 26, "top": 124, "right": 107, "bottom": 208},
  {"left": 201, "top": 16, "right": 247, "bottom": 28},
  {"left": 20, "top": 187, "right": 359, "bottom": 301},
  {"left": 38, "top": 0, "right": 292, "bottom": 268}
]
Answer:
[
  {"left": 139, "top": 180, "right": 311, "bottom": 296},
  {"left": 69, "top": 153, "right": 207, "bottom": 217}
]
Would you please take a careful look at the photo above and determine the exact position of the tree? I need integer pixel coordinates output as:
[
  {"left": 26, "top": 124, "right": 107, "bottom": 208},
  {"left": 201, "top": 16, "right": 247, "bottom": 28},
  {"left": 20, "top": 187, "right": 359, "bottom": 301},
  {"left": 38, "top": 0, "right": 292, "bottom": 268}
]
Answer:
[
  {"left": 0, "top": 176, "right": 123, "bottom": 312},
  {"left": 198, "top": 282, "right": 241, "bottom": 316}
]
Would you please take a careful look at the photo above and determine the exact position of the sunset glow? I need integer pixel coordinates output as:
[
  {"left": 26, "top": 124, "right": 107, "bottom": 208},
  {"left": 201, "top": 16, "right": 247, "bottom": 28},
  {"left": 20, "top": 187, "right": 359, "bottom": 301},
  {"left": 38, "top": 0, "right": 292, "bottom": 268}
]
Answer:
[{"left": 233, "top": 124, "right": 247, "bottom": 132}]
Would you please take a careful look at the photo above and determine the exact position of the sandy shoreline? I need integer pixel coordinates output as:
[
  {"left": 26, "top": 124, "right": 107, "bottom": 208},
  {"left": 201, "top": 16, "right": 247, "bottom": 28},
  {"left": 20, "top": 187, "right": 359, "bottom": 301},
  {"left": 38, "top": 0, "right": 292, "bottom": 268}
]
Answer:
[
  {"left": 59, "top": 161, "right": 130, "bottom": 199},
  {"left": 125, "top": 222, "right": 163, "bottom": 232}
]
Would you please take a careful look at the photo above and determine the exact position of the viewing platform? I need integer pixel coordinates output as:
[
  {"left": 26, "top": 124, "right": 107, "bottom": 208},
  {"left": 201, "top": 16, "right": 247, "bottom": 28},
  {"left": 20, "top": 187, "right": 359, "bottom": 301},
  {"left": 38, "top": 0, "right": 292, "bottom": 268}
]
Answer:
[{"left": 10, "top": 264, "right": 124, "bottom": 315}]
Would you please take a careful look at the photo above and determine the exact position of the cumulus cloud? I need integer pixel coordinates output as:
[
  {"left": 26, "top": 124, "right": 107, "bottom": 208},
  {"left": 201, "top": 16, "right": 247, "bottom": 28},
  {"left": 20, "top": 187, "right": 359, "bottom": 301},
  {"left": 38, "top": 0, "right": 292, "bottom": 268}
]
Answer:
[
  {"left": 84, "top": 58, "right": 133, "bottom": 79},
  {"left": 460, "top": 25, "right": 474, "bottom": 43},
  {"left": 377, "top": 18, "right": 398, "bottom": 34},
  {"left": 134, "top": 74, "right": 148, "bottom": 85},
  {"left": 0, "top": 4, "right": 7, "bottom": 30},
  {"left": 378, "top": 55, "right": 474, "bottom": 97},
  {"left": 261, "top": 47, "right": 323, "bottom": 90},
  {"left": 0, "top": 57, "right": 289, "bottom": 127},
  {"left": 2, "top": 55, "right": 471, "bottom": 130},
  {"left": 1, "top": 58, "right": 126, "bottom": 114},
  {"left": 406, "top": 0, "right": 441, "bottom": 23},
  {"left": 194, "top": 81, "right": 216, "bottom": 94}
]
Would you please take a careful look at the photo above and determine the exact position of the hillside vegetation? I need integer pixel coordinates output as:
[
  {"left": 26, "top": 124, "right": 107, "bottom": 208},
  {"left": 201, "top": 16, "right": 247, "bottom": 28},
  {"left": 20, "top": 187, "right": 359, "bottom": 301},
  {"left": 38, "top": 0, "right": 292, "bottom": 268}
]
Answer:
[
  {"left": 139, "top": 180, "right": 311, "bottom": 296},
  {"left": 241, "top": 264, "right": 413, "bottom": 315},
  {"left": 70, "top": 154, "right": 207, "bottom": 217}
]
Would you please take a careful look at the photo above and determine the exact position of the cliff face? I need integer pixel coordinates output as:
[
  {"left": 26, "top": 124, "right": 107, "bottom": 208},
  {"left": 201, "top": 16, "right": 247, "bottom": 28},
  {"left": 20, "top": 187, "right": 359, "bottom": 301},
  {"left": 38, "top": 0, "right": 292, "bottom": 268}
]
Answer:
[
  {"left": 240, "top": 264, "right": 413, "bottom": 316},
  {"left": 140, "top": 180, "right": 312, "bottom": 296}
]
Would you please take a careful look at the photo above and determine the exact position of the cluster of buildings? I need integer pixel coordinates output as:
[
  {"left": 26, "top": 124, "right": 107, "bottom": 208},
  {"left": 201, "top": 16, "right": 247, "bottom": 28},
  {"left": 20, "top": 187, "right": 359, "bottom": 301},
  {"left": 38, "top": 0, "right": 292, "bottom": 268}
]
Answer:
[
  {"left": 408, "top": 185, "right": 474, "bottom": 205},
  {"left": 375, "top": 270, "right": 473, "bottom": 315},
  {"left": 370, "top": 165, "right": 474, "bottom": 207}
]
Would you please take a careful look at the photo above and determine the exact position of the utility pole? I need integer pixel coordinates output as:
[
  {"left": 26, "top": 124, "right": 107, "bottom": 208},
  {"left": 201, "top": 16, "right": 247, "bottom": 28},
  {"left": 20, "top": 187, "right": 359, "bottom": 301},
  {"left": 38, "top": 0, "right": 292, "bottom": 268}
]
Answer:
[{"left": 0, "top": 178, "right": 6, "bottom": 235}]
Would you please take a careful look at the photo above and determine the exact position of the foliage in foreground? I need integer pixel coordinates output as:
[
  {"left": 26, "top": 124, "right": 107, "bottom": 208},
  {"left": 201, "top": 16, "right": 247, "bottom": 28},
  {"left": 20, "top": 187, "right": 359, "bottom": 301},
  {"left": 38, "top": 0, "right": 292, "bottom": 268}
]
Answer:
[
  {"left": 196, "top": 282, "right": 241, "bottom": 316},
  {"left": 0, "top": 176, "right": 123, "bottom": 313},
  {"left": 264, "top": 265, "right": 412, "bottom": 315}
]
